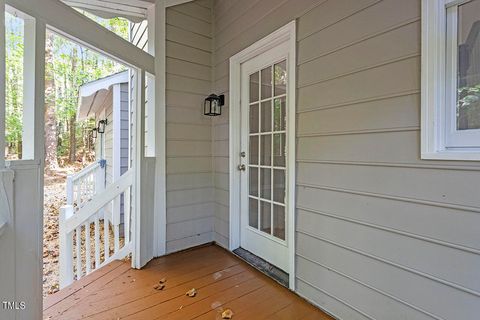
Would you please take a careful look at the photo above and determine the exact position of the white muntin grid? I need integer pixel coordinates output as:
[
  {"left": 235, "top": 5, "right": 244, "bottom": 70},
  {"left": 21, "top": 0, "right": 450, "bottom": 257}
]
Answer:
[{"left": 247, "top": 59, "right": 287, "bottom": 242}]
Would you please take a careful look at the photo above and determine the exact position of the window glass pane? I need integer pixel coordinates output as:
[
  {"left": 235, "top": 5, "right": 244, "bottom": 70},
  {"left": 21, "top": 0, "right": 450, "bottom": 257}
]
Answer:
[
  {"left": 457, "top": 0, "right": 480, "bottom": 130},
  {"left": 273, "top": 169, "right": 285, "bottom": 203},
  {"left": 260, "top": 135, "right": 271, "bottom": 165},
  {"left": 250, "top": 103, "right": 259, "bottom": 133},
  {"left": 249, "top": 136, "right": 258, "bottom": 165},
  {"left": 261, "top": 100, "right": 272, "bottom": 132},
  {"left": 261, "top": 66, "right": 272, "bottom": 100},
  {"left": 249, "top": 167, "right": 258, "bottom": 197},
  {"left": 249, "top": 72, "right": 259, "bottom": 103},
  {"left": 260, "top": 201, "right": 271, "bottom": 234},
  {"left": 273, "top": 204, "right": 285, "bottom": 240},
  {"left": 249, "top": 198, "right": 258, "bottom": 229},
  {"left": 5, "top": 10, "right": 25, "bottom": 160},
  {"left": 273, "top": 133, "right": 286, "bottom": 167},
  {"left": 260, "top": 168, "right": 271, "bottom": 200},
  {"left": 273, "top": 97, "right": 286, "bottom": 131},
  {"left": 274, "top": 60, "right": 287, "bottom": 96}
]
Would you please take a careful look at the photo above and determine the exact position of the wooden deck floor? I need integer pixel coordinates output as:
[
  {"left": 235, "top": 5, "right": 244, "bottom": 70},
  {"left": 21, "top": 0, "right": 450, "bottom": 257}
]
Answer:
[{"left": 44, "top": 244, "right": 333, "bottom": 320}]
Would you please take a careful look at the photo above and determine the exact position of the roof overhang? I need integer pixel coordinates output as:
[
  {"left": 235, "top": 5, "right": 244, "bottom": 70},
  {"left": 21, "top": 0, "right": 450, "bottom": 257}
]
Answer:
[
  {"left": 77, "top": 70, "right": 129, "bottom": 121},
  {"left": 62, "top": 0, "right": 195, "bottom": 22}
]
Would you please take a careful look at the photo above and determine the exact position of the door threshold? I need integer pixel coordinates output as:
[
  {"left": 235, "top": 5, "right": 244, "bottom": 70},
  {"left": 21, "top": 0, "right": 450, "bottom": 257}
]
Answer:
[{"left": 233, "top": 247, "right": 289, "bottom": 288}]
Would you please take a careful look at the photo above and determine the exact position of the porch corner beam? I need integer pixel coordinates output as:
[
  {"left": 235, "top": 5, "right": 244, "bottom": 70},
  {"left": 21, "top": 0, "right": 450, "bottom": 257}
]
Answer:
[
  {"left": 152, "top": 0, "right": 166, "bottom": 257},
  {"left": 6, "top": 0, "right": 155, "bottom": 75},
  {"left": 0, "top": 0, "right": 5, "bottom": 167}
]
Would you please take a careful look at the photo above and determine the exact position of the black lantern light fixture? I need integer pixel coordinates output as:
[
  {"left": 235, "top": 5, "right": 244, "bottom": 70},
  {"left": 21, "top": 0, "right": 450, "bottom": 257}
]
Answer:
[
  {"left": 204, "top": 93, "right": 224, "bottom": 116},
  {"left": 91, "top": 128, "right": 98, "bottom": 139},
  {"left": 97, "top": 119, "right": 108, "bottom": 134}
]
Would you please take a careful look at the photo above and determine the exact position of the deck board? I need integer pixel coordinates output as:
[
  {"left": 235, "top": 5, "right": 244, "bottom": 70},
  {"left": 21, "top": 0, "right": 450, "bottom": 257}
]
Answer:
[{"left": 43, "top": 245, "right": 333, "bottom": 320}]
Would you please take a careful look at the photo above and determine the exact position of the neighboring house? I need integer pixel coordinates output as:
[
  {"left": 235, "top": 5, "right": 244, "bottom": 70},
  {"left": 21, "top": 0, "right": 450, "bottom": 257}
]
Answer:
[
  {"left": 1, "top": 1, "right": 480, "bottom": 320},
  {"left": 77, "top": 70, "right": 130, "bottom": 188}
]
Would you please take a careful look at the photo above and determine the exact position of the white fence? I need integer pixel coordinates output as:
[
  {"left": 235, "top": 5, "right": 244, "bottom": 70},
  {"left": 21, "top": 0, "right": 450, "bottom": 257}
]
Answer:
[{"left": 59, "top": 162, "right": 133, "bottom": 288}]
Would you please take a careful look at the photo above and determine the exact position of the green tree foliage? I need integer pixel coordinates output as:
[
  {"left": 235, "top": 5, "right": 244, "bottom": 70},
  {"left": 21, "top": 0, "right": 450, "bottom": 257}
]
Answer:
[
  {"left": 5, "top": 10, "right": 128, "bottom": 164},
  {"left": 5, "top": 12, "right": 24, "bottom": 158}
]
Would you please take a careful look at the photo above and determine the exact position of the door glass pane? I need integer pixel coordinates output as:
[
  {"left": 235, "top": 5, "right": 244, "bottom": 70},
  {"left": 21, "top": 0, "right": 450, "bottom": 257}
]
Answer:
[
  {"left": 260, "top": 168, "right": 271, "bottom": 200},
  {"left": 250, "top": 72, "right": 259, "bottom": 103},
  {"left": 261, "top": 101, "right": 272, "bottom": 132},
  {"left": 249, "top": 198, "right": 258, "bottom": 228},
  {"left": 273, "top": 169, "right": 285, "bottom": 203},
  {"left": 249, "top": 167, "right": 258, "bottom": 197},
  {"left": 274, "top": 60, "right": 287, "bottom": 96},
  {"left": 249, "top": 136, "right": 258, "bottom": 165},
  {"left": 457, "top": 0, "right": 480, "bottom": 130},
  {"left": 250, "top": 103, "right": 259, "bottom": 133},
  {"left": 260, "top": 135, "right": 271, "bottom": 165},
  {"left": 273, "top": 97, "right": 286, "bottom": 131},
  {"left": 260, "top": 201, "right": 271, "bottom": 234},
  {"left": 273, "top": 133, "right": 285, "bottom": 167},
  {"left": 273, "top": 204, "right": 285, "bottom": 240},
  {"left": 261, "top": 66, "right": 272, "bottom": 100}
]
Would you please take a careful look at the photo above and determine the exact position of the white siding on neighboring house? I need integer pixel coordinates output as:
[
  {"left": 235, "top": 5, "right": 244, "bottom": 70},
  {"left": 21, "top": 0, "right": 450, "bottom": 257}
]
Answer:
[
  {"left": 211, "top": 0, "right": 480, "bottom": 319},
  {"left": 164, "top": 0, "right": 214, "bottom": 253}
]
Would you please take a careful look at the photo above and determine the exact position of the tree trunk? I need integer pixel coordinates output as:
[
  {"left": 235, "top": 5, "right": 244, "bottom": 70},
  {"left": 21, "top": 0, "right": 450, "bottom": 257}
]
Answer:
[
  {"left": 69, "top": 115, "right": 76, "bottom": 163},
  {"left": 44, "top": 32, "right": 58, "bottom": 170},
  {"left": 68, "top": 47, "right": 78, "bottom": 163}
]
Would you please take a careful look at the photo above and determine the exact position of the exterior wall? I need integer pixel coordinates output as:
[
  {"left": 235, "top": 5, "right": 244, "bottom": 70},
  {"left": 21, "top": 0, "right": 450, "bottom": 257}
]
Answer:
[
  {"left": 119, "top": 83, "right": 130, "bottom": 176},
  {"left": 211, "top": 0, "right": 480, "bottom": 319},
  {"left": 94, "top": 90, "right": 114, "bottom": 183},
  {"left": 165, "top": 0, "right": 214, "bottom": 253}
]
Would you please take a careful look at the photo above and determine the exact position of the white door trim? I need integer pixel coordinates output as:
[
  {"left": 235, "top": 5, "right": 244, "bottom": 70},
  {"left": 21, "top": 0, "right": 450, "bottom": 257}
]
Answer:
[{"left": 229, "top": 21, "right": 296, "bottom": 290}]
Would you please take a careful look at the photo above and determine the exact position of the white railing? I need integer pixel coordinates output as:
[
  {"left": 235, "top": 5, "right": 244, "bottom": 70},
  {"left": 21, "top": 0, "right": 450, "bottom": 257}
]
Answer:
[
  {"left": 59, "top": 168, "right": 133, "bottom": 288},
  {"left": 66, "top": 160, "right": 106, "bottom": 210}
]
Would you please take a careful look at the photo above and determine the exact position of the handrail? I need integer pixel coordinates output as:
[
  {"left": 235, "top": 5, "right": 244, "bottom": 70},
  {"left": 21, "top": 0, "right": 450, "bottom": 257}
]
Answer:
[
  {"left": 59, "top": 168, "right": 133, "bottom": 288},
  {"left": 66, "top": 170, "right": 133, "bottom": 234},
  {"left": 69, "top": 161, "right": 100, "bottom": 182}
]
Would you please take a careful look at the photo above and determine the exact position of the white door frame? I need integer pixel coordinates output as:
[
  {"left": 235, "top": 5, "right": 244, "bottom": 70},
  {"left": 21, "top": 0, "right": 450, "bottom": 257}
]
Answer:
[{"left": 229, "top": 21, "right": 296, "bottom": 290}]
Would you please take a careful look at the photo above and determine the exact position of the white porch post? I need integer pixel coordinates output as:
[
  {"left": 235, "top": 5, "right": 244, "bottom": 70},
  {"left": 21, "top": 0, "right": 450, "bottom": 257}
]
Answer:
[
  {"left": 0, "top": 0, "right": 5, "bottom": 167},
  {"left": 22, "top": 18, "right": 36, "bottom": 159},
  {"left": 152, "top": 0, "right": 166, "bottom": 257}
]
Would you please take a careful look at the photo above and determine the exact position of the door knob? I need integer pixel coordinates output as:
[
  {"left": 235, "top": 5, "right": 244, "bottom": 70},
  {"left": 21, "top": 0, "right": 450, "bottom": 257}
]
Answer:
[{"left": 237, "top": 164, "right": 246, "bottom": 171}]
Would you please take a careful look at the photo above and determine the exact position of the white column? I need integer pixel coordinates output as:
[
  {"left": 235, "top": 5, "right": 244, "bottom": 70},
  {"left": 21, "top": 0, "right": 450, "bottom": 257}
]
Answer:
[
  {"left": 22, "top": 18, "right": 35, "bottom": 159},
  {"left": 0, "top": 0, "right": 6, "bottom": 167},
  {"left": 153, "top": 0, "right": 167, "bottom": 257}
]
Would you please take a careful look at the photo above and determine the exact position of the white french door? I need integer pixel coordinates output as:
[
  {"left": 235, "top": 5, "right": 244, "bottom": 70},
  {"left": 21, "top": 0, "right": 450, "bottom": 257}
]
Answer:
[{"left": 239, "top": 41, "right": 291, "bottom": 272}]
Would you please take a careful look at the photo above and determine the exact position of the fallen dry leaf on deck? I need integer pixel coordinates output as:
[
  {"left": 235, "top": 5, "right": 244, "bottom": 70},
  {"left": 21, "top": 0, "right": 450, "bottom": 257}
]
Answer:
[
  {"left": 159, "top": 277, "right": 166, "bottom": 284},
  {"left": 153, "top": 283, "right": 165, "bottom": 291},
  {"left": 186, "top": 288, "right": 197, "bottom": 297},
  {"left": 222, "top": 309, "right": 234, "bottom": 319}
]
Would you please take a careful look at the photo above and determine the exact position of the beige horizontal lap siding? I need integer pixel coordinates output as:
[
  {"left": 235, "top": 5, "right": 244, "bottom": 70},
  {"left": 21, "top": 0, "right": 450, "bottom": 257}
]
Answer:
[
  {"left": 165, "top": 0, "right": 214, "bottom": 253},
  {"left": 212, "top": 0, "right": 480, "bottom": 319}
]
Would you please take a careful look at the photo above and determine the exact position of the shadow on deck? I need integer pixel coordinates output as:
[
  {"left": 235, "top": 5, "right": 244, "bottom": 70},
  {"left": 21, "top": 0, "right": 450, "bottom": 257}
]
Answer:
[{"left": 43, "top": 244, "right": 333, "bottom": 319}]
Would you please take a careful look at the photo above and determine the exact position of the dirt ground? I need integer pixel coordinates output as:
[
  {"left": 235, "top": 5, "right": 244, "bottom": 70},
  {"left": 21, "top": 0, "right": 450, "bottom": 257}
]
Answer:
[
  {"left": 43, "top": 164, "right": 82, "bottom": 296},
  {"left": 43, "top": 162, "right": 125, "bottom": 297}
]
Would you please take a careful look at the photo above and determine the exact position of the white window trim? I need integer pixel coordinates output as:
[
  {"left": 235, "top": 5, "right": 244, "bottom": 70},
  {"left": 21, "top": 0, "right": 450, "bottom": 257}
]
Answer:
[
  {"left": 421, "top": 0, "right": 480, "bottom": 160},
  {"left": 229, "top": 21, "right": 296, "bottom": 290}
]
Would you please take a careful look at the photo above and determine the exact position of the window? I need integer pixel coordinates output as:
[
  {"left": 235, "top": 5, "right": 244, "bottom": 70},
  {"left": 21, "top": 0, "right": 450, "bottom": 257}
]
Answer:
[
  {"left": 422, "top": 0, "right": 480, "bottom": 160},
  {"left": 4, "top": 6, "right": 36, "bottom": 160}
]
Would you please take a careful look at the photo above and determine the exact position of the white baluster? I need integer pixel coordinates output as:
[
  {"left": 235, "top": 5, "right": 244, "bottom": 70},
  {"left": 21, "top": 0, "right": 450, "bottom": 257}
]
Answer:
[
  {"left": 124, "top": 187, "right": 131, "bottom": 243},
  {"left": 75, "top": 226, "right": 82, "bottom": 280},
  {"left": 94, "top": 214, "right": 100, "bottom": 268},
  {"left": 104, "top": 217, "right": 109, "bottom": 262},
  {"left": 85, "top": 221, "right": 91, "bottom": 274},
  {"left": 66, "top": 176, "right": 73, "bottom": 206},
  {"left": 59, "top": 206, "right": 74, "bottom": 288}
]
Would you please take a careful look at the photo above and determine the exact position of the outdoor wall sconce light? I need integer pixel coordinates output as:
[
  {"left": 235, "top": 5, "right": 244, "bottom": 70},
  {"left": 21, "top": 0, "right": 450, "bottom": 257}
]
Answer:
[
  {"left": 204, "top": 94, "right": 224, "bottom": 116},
  {"left": 97, "top": 119, "right": 108, "bottom": 134},
  {"left": 92, "top": 128, "right": 98, "bottom": 139}
]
